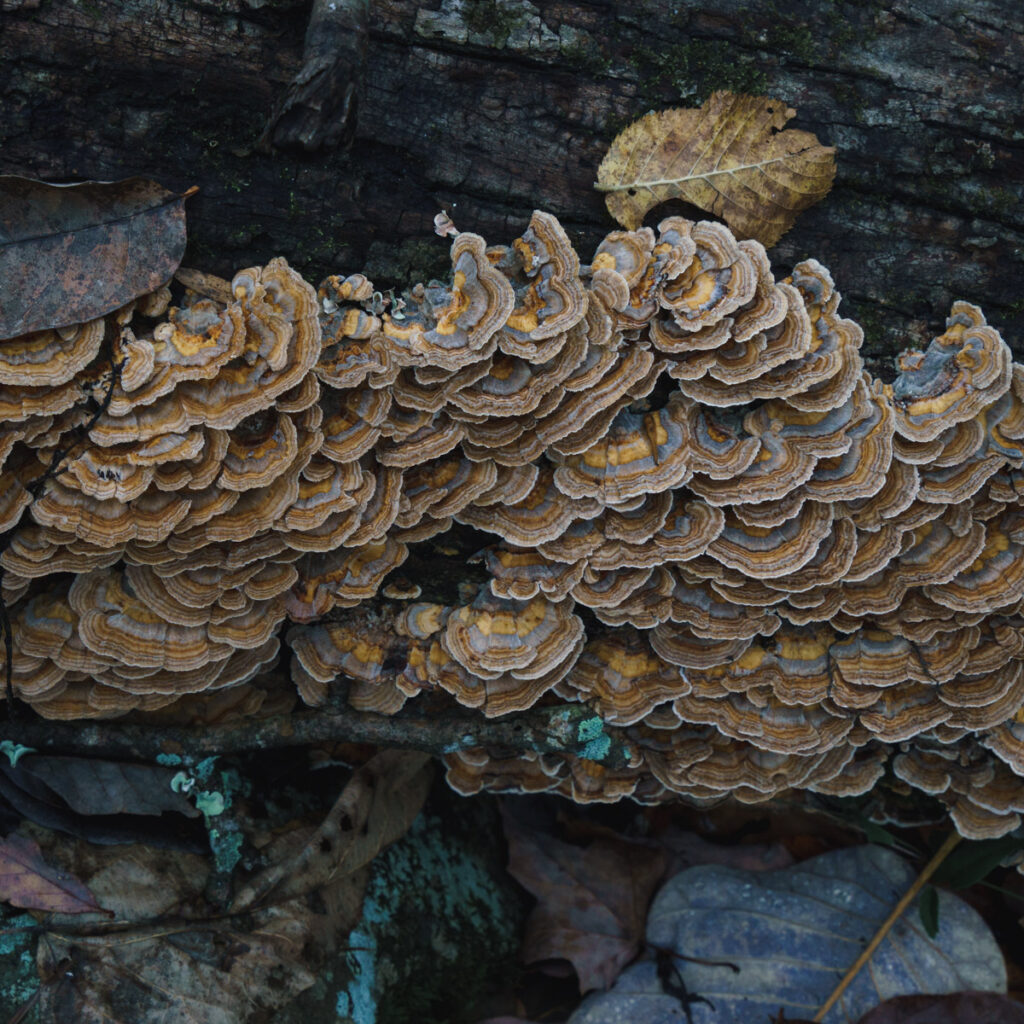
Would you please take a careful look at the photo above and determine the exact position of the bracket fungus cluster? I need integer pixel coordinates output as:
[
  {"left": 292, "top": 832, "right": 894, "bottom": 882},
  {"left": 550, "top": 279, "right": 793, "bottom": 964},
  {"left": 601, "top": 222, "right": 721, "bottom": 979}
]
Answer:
[{"left": 5, "top": 211, "right": 1024, "bottom": 843}]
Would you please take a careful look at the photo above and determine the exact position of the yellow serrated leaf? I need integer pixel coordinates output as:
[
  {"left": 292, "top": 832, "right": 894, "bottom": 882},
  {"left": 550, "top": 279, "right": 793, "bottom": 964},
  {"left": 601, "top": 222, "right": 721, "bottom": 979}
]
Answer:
[{"left": 595, "top": 91, "right": 836, "bottom": 246}]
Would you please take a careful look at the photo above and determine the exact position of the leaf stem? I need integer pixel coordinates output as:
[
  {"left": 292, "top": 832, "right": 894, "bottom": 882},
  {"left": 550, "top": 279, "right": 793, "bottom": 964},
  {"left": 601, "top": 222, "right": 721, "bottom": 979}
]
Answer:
[{"left": 594, "top": 156, "right": 793, "bottom": 193}]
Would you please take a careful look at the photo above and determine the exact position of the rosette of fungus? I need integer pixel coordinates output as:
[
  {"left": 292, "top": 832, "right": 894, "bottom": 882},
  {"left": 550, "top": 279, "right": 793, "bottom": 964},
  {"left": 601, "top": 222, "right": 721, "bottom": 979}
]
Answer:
[
  {"left": 379, "top": 233, "right": 514, "bottom": 372},
  {"left": 489, "top": 211, "right": 588, "bottom": 363},
  {"left": 7, "top": 209, "right": 1024, "bottom": 838},
  {"left": 434, "top": 587, "right": 585, "bottom": 716}
]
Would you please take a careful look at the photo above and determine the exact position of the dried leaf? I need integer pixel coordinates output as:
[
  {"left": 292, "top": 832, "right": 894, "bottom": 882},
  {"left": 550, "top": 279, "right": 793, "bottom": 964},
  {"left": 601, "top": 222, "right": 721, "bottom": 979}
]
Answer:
[
  {"left": 0, "top": 757, "right": 205, "bottom": 850},
  {"left": 33, "top": 813, "right": 367, "bottom": 1022},
  {"left": 17, "top": 756, "right": 199, "bottom": 818},
  {"left": 229, "top": 749, "right": 432, "bottom": 912},
  {"left": 570, "top": 845, "right": 1005, "bottom": 1024},
  {"left": 37, "top": 840, "right": 314, "bottom": 1024},
  {"left": 0, "top": 175, "right": 193, "bottom": 338},
  {"left": 856, "top": 992, "right": 1024, "bottom": 1023},
  {"left": 595, "top": 91, "right": 836, "bottom": 245},
  {"left": 0, "top": 833, "right": 106, "bottom": 915},
  {"left": 503, "top": 808, "right": 665, "bottom": 993}
]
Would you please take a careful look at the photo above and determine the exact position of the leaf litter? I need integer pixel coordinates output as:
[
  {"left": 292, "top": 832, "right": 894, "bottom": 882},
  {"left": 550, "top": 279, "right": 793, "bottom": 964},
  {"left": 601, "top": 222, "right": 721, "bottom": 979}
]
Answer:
[
  {"left": 502, "top": 804, "right": 665, "bottom": 993},
  {"left": 10, "top": 750, "right": 433, "bottom": 1023}
]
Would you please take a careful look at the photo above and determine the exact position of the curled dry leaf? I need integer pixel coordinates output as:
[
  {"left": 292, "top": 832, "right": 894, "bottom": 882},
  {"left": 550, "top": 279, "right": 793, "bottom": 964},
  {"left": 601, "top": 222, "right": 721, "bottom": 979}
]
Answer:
[
  {"left": 229, "top": 748, "right": 432, "bottom": 912},
  {"left": 15, "top": 755, "right": 200, "bottom": 818},
  {"left": 595, "top": 91, "right": 836, "bottom": 245},
  {"left": 0, "top": 175, "right": 193, "bottom": 337}
]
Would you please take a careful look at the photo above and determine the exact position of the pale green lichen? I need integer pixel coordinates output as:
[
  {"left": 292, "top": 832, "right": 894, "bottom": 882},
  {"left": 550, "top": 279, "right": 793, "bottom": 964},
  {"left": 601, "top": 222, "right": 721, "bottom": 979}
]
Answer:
[
  {"left": 577, "top": 715, "right": 612, "bottom": 761},
  {"left": 208, "top": 829, "right": 244, "bottom": 875},
  {"left": 0, "top": 912, "right": 40, "bottom": 1019},
  {"left": 195, "top": 790, "right": 227, "bottom": 817},
  {"left": 336, "top": 809, "right": 521, "bottom": 1024},
  {"left": 167, "top": 757, "right": 246, "bottom": 876},
  {"left": 0, "top": 741, "right": 34, "bottom": 767}
]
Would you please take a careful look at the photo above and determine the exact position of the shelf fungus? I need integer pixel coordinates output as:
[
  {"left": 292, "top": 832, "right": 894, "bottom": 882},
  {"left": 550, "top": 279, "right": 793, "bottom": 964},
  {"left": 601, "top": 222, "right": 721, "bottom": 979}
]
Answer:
[{"left": 5, "top": 212, "right": 1024, "bottom": 846}]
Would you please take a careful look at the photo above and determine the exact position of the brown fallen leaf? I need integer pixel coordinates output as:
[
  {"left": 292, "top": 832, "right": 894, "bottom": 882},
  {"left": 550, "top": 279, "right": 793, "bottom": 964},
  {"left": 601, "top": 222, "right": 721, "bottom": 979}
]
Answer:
[
  {"left": 0, "top": 755, "right": 205, "bottom": 850},
  {"left": 595, "top": 91, "right": 836, "bottom": 245},
  {"left": 503, "top": 806, "right": 665, "bottom": 993},
  {"left": 856, "top": 992, "right": 1024, "bottom": 1023},
  {"left": 0, "top": 833, "right": 107, "bottom": 915},
  {"left": 0, "top": 175, "right": 194, "bottom": 338},
  {"left": 229, "top": 748, "right": 432, "bottom": 912}
]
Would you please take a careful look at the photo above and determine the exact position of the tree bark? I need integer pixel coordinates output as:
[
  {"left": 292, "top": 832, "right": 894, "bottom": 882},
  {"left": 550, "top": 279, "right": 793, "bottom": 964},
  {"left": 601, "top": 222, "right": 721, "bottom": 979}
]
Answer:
[{"left": 2, "top": 0, "right": 1022, "bottom": 378}]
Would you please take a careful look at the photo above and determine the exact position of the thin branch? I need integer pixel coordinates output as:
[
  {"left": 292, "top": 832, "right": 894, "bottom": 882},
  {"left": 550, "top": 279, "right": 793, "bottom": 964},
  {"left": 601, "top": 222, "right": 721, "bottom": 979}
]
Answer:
[
  {"left": 812, "top": 831, "right": 963, "bottom": 1022},
  {"left": 0, "top": 689, "right": 635, "bottom": 768}
]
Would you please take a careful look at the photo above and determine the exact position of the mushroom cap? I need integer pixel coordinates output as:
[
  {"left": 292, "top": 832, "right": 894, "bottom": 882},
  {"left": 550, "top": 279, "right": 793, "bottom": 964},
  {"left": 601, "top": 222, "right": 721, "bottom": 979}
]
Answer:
[
  {"left": 551, "top": 395, "right": 691, "bottom": 506},
  {"left": 665, "top": 572, "right": 782, "bottom": 640},
  {"left": 444, "top": 748, "right": 566, "bottom": 797},
  {"left": 478, "top": 544, "right": 586, "bottom": 602},
  {"left": 380, "top": 233, "right": 514, "bottom": 371},
  {"left": 927, "top": 510, "right": 1024, "bottom": 614},
  {"left": 397, "top": 456, "right": 498, "bottom": 529},
  {"left": 319, "top": 384, "right": 391, "bottom": 463},
  {"left": 564, "top": 627, "right": 691, "bottom": 726},
  {"left": 890, "top": 302, "right": 1013, "bottom": 442},
  {"left": 285, "top": 537, "right": 409, "bottom": 622},
  {"left": 656, "top": 220, "right": 758, "bottom": 333},
  {"left": 684, "top": 624, "right": 834, "bottom": 706},
  {"left": 457, "top": 464, "right": 601, "bottom": 546},
  {"left": 0, "top": 318, "right": 105, "bottom": 387},
  {"left": 69, "top": 569, "right": 235, "bottom": 672},
  {"left": 492, "top": 212, "right": 587, "bottom": 358},
  {"left": 449, "top": 331, "right": 586, "bottom": 418},
  {"left": 589, "top": 495, "right": 725, "bottom": 572},
  {"left": 673, "top": 688, "right": 852, "bottom": 755},
  {"left": 706, "top": 502, "right": 834, "bottom": 580},
  {"left": 442, "top": 588, "right": 584, "bottom": 684}
]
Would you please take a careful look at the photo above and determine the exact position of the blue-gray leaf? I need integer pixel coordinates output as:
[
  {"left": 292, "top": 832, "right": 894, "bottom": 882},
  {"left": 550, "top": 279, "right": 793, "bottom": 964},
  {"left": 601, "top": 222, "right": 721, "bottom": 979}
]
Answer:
[
  {"left": 569, "top": 961, "right": 694, "bottom": 1024},
  {"left": 569, "top": 844, "right": 1005, "bottom": 1024}
]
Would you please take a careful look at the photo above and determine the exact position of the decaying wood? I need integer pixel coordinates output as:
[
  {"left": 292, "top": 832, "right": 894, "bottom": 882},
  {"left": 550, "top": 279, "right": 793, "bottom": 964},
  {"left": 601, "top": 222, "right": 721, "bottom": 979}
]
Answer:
[
  {"left": 259, "top": 0, "right": 369, "bottom": 153},
  {"left": 2, "top": 0, "right": 1023, "bottom": 379}
]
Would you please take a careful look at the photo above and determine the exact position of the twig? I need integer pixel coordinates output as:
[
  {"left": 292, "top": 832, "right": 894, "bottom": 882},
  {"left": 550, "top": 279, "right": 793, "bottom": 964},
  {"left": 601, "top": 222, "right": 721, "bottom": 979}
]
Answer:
[
  {"left": 0, "top": 690, "right": 635, "bottom": 768},
  {"left": 812, "top": 831, "right": 963, "bottom": 1022}
]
